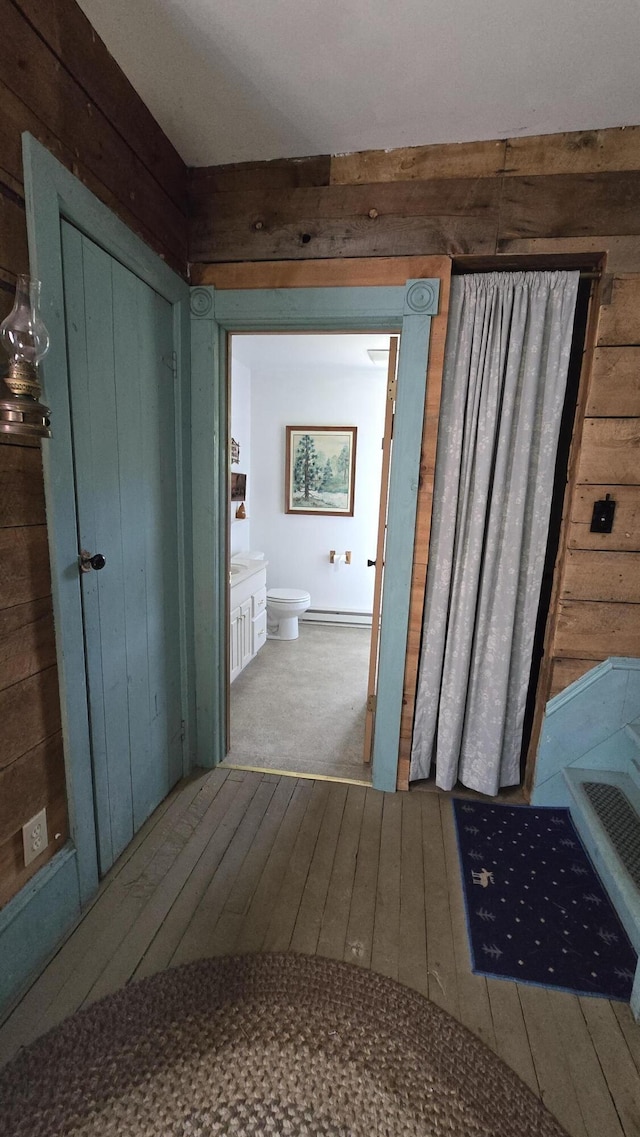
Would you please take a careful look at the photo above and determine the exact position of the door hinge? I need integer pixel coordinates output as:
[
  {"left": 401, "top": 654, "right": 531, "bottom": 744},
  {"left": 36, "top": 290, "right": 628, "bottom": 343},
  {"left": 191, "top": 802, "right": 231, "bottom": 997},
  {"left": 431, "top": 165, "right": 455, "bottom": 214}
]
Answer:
[
  {"left": 367, "top": 694, "right": 377, "bottom": 713},
  {"left": 180, "top": 719, "right": 186, "bottom": 742},
  {"left": 163, "top": 350, "right": 178, "bottom": 376},
  {"left": 387, "top": 376, "right": 397, "bottom": 402}
]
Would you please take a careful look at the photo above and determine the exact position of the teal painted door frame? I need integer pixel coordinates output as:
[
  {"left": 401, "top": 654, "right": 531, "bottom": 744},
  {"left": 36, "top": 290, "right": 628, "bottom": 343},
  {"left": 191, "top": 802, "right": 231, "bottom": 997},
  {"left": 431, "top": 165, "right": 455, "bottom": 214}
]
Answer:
[
  {"left": 190, "top": 279, "right": 439, "bottom": 793},
  {"left": 0, "top": 135, "right": 195, "bottom": 1011}
]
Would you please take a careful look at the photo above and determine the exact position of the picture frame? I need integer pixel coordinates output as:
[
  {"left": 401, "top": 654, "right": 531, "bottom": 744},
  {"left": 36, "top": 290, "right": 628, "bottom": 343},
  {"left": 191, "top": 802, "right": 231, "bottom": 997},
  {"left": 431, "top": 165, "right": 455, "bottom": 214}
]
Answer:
[
  {"left": 231, "top": 471, "right": 246, "bottom": 501},
  {"left": 285, "top": 426, "right": 357, "bottom": 516}
]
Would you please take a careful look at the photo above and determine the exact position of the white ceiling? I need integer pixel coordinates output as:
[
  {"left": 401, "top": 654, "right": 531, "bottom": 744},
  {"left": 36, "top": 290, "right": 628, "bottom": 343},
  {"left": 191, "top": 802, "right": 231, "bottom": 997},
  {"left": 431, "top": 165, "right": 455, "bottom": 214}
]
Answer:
[{"left": 77, "top": 0, "right": 640, "bottom": 167}]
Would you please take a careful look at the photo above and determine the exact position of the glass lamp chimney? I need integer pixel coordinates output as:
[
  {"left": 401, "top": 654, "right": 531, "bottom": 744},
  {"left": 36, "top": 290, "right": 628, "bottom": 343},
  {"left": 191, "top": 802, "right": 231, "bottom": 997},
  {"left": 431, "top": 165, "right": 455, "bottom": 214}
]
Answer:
[{"left": 0, "top": 274, "right": 51, "bottom": 438}]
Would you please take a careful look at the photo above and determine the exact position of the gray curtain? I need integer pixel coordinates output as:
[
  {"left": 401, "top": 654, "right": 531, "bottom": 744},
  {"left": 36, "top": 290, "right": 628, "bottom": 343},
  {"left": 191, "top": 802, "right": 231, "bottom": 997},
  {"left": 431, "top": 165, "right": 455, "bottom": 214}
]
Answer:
[{"left": 410, "top": 270, "right": 579, "bottom": 795}]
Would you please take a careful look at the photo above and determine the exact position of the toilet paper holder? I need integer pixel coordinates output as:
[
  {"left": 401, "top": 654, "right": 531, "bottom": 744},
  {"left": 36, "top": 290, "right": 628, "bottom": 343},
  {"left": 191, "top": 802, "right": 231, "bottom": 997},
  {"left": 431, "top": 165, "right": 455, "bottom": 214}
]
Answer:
[{"left": 329, "top": 550, "right": 351, "bottom": 564}]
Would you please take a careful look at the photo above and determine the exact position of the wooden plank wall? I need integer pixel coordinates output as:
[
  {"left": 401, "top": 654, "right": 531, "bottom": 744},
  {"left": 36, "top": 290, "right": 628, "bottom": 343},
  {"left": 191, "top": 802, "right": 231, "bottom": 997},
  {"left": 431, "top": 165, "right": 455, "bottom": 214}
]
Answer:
[
  {"left": 0, "top": 0, "right": 188, "bottom": 908},
  {"left": 189, "top": 127, "right": 640, "bottom": 272},
  {"left": 547, "top": 279, "right": 640, "bottom": 698},
  {"left": 190, "top": 125, "right": 640, "bottom": 785}
]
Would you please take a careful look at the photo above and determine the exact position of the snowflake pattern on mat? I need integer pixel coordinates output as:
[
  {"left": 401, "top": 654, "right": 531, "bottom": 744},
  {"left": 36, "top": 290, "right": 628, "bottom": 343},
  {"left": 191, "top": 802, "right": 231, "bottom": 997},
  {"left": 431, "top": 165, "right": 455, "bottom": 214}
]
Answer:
[{"left": 453, "top": 801, "right": 636, "bottom": 1002}]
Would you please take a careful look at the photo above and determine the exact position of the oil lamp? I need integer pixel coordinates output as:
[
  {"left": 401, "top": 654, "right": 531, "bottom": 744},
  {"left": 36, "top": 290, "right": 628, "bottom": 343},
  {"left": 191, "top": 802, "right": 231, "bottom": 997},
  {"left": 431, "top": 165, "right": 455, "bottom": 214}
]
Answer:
[{"left": 0, "top": 274, "right": 51, "bottom": 438}]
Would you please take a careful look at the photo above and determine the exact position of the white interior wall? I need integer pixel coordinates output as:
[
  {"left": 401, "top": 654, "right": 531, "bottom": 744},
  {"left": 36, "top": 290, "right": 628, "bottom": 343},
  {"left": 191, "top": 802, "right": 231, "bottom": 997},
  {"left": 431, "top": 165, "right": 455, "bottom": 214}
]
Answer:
[
  {"left": 229, "top": 356, "right": 251, "bottom": 556},
  {"left": 232, "top": 335, "right": 388, "bottom": 615}
]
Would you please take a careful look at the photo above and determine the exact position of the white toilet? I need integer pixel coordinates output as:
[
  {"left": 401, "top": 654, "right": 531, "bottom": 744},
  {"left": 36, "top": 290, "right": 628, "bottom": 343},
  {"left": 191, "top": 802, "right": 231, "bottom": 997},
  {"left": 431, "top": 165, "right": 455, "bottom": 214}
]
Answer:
[{"left": 266, "top": 588, "right": 311, "bottom": 640}]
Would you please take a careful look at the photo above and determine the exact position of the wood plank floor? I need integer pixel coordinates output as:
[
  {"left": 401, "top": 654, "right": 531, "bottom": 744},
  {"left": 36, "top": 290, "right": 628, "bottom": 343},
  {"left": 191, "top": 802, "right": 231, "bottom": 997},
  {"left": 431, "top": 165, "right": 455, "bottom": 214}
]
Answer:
[{"left": 1, "top": 767, "right": 639, "bottom": 1137}]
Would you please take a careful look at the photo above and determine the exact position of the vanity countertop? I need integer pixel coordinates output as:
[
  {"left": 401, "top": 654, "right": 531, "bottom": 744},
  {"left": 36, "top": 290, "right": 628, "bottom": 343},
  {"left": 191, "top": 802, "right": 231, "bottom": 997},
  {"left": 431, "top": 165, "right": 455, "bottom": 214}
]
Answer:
[{"left": 229, "top": 558, "right": 268, "bottom": 587}]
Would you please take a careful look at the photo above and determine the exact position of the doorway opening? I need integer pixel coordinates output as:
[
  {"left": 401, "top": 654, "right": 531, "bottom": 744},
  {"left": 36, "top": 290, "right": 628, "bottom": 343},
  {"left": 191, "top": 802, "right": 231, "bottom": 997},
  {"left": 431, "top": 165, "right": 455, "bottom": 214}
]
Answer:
[
  {"left": 222, "top": 331, "right": 394, "bottom": 783},
  {"left": 520, "top": 274, "right": 593, "bottom": 774},
  {"left": 409, "top": 268, "right": 595, "bottom": 797}
]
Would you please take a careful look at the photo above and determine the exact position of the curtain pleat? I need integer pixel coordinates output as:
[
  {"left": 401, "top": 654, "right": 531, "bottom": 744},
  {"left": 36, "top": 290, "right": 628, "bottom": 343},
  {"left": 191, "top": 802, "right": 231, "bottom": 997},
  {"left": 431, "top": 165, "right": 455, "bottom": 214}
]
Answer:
[{"left": 410, "top": 270, "right": 579, "bottom": 795}]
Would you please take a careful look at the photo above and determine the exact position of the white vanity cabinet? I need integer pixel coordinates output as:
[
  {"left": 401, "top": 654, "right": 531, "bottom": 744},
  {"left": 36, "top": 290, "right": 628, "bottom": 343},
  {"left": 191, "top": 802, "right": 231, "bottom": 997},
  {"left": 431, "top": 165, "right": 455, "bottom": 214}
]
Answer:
[{"left": 229, "top": 560, "right": 267, "bottom": 682}]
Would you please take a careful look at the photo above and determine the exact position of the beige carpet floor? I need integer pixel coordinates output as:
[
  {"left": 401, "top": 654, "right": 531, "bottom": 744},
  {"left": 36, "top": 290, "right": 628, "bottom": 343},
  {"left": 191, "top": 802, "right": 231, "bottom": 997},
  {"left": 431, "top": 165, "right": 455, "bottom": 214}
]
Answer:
[{"left": 226, "top": 623, "right": 371, "bottom": 782}]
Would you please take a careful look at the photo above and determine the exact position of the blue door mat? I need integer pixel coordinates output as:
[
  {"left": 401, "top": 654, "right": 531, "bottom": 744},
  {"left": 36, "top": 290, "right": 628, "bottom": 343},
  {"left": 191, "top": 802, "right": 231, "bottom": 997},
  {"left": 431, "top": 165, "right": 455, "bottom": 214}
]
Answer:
[{"left": 452, "top": 799, "right": 637, "bottom": 1001}]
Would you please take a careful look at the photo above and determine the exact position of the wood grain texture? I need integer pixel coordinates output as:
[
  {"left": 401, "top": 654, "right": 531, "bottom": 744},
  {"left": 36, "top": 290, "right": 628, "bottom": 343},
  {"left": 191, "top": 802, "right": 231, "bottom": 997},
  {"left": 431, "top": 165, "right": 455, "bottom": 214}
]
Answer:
[
  {"left": 420, "top": 795, "right": 459, "bottom": 1019},
  {"left": 330, "top": 140, "right": 506, "bottom": 185},
  {"left": 398, "top": 280, "right": 450, "bottom": 764},
  {"left": 0, "top": 787, "right": 68, "bottom": 909},
  {"left": 496, "top": 236, "right": 640, "bottom": 275},
  {"left": 554, "top": 600, "right": 640, "bottom": 658},
  {"left": 398, "top": 794, "right": 428, "bottom": 995},
  {"left": 0, "top": 597, "right": 56, "bottom": 692},
  {"left": 504, "top": 128, "right": 640, "bottom": 177},
  {"left": 0, "top": 0, "right": 187, "bottom": 268},
  {"left": 0, "top": 526, "right": 51, "bottom": 609},
  {"left": 0, "top": 446, "right": 46, "bottom": 527},
  {"left": 568, "top": 485, "right": 640, "bottom": 551},
  {"left": 193, "top": 213, "right": 497, "bottom": 263},
  {"left": 440, "top": 800, "right": 497, "bottom": 1053},
  {"left": 0, "top": 731, "right": 65, "bottom": 844},
  {"left": 85, "top": 777, "right": 263, "bottom": 1002},
  {"left": 188, "top": 178, "right": 501, "bottom": 262},
  {"left": 548, "top": 657, "right": 603, "bottom": 699},
  {"left": 0, "top": 79, "right": 184, "bottom": 277},
  {"left": 587, "top": 347, "right": 640, "bottom": 416},
  {"left": 0, "top": 665, "right": 61, "bottom": 771},
  {"left": 370, "top": 793, "right": 402, "bottom": 979},
  {"left": 20, "top": 770, "right": 231, "bottom": 1030},
  {"left": 561, "top": 549, "right": 640, "bottom": 602},
  {"left": 0, "top": 185, "right": 29, "bottom": 277},
  {"left": 576, "top": 418, "right": 640, "bottom": 484},
  {"left": 327, "top": 127, "right": 640, "bottom": 188},
  {"left": 598, "top": 276, "right": 640, "bottom": 345},
  {"left": 578, "top": 998, "right": 640, "bottom": 1137},
  {"left": 523, "top": 280, "right": 603, "bottom": 797},
  {"left": 498, "top": 172, "right": 640, "bottom": 241},
  {"left": 0, "top": 78, "right": 69, "bottom": 188},
  {"left": 12, "top": 0, "right": 187, "bottom": 214},
  {"left": 316, "top": 785, "right": 365, "bottom": 961},
  {"left": 192, "top": 127, "right": 640, "bottom": 273},
  {"left": 190, "top": 155, "right": 331, "bottom": 195},
  {"left": 516, "top": 985, "right": 587, "bottom": 1137},
  {"left": 2, "top": 767, "right": 639, "bottom": 1137},
  {"left": 192, "top": 255, "right": 451, "bottom": 288}
]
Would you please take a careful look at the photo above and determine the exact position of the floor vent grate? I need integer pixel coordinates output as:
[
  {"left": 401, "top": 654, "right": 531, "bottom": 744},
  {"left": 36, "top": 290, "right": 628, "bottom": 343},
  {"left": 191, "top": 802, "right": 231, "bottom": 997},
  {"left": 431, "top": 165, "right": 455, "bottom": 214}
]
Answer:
[{"left": 583, "top": 782, "right": 640, "bottom": 890}]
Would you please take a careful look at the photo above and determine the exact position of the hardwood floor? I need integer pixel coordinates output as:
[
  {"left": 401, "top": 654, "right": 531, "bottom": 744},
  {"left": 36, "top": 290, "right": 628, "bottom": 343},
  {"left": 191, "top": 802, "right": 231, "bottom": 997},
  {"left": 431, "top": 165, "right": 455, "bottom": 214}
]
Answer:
[{"left": 1, "top": 766, "right": 639, "bottom": 1137}]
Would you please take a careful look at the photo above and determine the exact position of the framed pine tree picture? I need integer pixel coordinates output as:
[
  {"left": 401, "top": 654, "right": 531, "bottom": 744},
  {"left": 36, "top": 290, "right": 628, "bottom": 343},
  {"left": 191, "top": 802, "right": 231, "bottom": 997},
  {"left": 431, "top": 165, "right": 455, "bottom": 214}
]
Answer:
[{"left": 285, "top": 426, "right": 357, "bottom": 516}]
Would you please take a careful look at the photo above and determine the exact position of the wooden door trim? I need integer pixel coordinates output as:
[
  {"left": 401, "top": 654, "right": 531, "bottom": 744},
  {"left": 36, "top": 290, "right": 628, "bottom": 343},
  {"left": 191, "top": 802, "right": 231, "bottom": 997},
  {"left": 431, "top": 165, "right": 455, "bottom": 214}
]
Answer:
[
  {"left": 396, "top": 269, "right": 451, "bottom": 789},
  {"left": 204, "top": 259, "right": 450, "bottom": 782},
  {"left": 192, "top": 256, "right": 450, "bottom": 289},
  {"left": 363, "top": 337, "right": 398, "bottom": 763},
  {"left": 192, "top": 268, "right": 450, "bottom": 791},
  {"left": 522, "top": 277, "right": 604, "bottom": 798}
]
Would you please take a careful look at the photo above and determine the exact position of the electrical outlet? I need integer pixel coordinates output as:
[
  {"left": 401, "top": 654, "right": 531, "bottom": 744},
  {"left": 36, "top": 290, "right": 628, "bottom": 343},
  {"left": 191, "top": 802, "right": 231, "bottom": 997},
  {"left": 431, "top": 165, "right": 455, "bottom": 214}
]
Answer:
[{"left": 22, "top": 808, "right": 48, "bottom": 867}]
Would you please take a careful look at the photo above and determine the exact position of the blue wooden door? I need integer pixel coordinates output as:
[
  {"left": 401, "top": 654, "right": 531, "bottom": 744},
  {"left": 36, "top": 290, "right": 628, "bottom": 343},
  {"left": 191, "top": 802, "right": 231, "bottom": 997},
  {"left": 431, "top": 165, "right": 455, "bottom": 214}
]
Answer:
[{"left": 62, "top": 221, "right": 183, "bottom": 873}]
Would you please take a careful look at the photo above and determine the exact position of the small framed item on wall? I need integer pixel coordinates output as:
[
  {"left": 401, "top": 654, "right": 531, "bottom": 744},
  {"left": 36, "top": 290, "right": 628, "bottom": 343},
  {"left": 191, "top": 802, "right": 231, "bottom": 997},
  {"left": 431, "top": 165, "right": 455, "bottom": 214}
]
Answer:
[
  {"left": 285, "top": 426, "right": 357, "bottom": 516},
  {"left": 231, "top": 472, "right": 246, "bottom": 501}
]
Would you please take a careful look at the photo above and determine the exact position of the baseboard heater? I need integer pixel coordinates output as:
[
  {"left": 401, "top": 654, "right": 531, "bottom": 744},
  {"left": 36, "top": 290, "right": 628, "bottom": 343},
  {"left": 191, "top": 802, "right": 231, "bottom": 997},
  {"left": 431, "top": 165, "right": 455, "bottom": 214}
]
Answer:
[{"left": 301, "top": 608, "right": 372, "bottom": 628}]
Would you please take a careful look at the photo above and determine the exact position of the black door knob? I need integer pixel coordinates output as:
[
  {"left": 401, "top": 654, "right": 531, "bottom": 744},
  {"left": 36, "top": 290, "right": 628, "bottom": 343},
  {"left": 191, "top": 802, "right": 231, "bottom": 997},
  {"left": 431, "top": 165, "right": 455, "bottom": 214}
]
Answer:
[
  {"left": 367, "top": 558, "right": 377, "bottom": 567},
  {"left": 80, "top": 550, "right": 107, "bottom": 573}
]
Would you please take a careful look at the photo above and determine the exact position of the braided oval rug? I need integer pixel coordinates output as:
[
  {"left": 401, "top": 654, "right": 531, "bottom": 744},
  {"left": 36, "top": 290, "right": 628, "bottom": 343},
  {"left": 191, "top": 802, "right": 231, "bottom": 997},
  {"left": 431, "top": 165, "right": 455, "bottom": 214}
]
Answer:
[{"left": 0, "top": 953, "right": 567, "bottom": 1136}]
